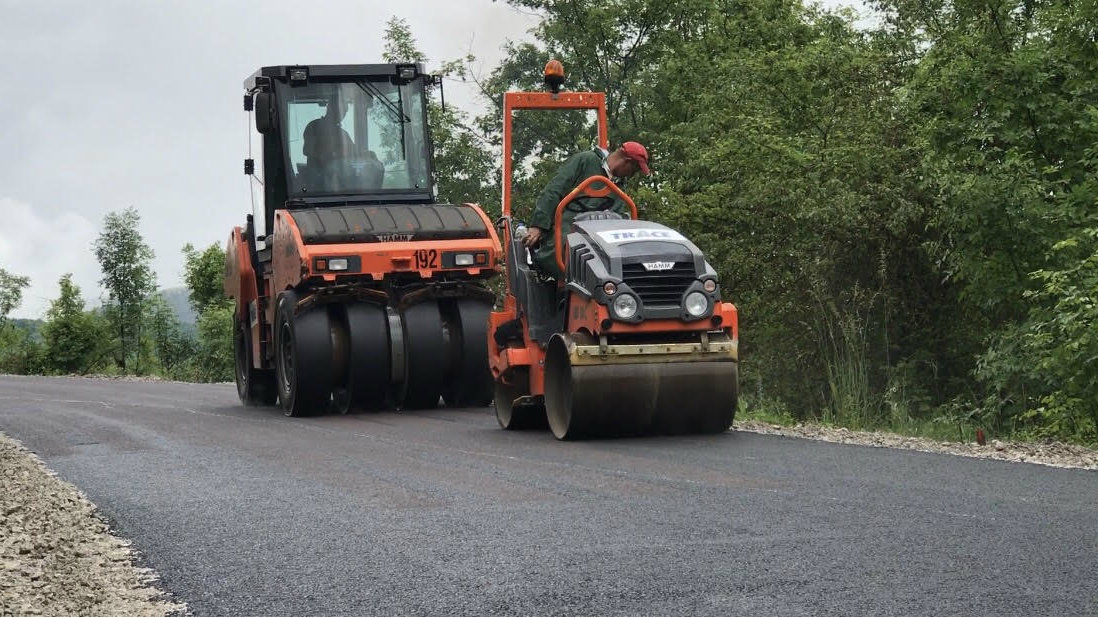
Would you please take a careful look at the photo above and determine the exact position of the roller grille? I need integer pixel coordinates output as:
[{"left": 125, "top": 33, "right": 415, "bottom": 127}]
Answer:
[{"left": 621, "top": 262, "right": 696, "bottom": 307}]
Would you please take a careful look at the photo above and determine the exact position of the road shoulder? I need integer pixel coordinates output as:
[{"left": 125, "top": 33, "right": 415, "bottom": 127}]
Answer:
[
  {"left": 735, "top": 420, "right": 1097, "bottom": 470},
  {"left": 0, "top": 431, "right": 184, "bottom": 616}
]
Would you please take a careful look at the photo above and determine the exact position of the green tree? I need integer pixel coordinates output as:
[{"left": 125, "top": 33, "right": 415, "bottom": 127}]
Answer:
[
  {"left": 381, "top": 16, "right": 427, "bottom": 64},
  {"left": 182, "top": 243, "right": 228, "bottom": 314},
  {"left": 0, "top": 328, "right": 45, "bottom": 375},
  {"left": 0, "top": 268, "right": 30, "bottom": 330},
  {"left": 190, "top": 304, "right": 233, "bottom": 382},
  {"left": 40, "top": 274, "right": 103, "bottom": 375},
  {"left": 180, "top": 242, "right": 231, "bottom": 382},
  {"left": 144, "top": 292, "right": 196, "bottom": 376},
  {"left": 94, "top": 207, "right": 156, "bottom": 373},
  {"left": 877, "top": 0, "right": 1098, "bottom": 439}
]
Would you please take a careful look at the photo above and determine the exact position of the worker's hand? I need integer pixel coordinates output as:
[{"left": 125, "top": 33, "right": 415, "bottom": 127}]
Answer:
[{"left": 523, "top": 226, "right": 543, "bottom": 248}]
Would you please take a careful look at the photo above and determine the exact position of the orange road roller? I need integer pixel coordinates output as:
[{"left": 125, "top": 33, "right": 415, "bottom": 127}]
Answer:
[{"left": 225, "top": 63, "right": 501, "bottom": 415}]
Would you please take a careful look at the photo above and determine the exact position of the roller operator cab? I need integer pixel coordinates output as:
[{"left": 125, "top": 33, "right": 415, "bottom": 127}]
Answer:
[
  {"left": 225, "top": 63, "right": 502, "bottom": 416},
  {"left": 488, "top": 62, "right": 739, "bottom": 440}
]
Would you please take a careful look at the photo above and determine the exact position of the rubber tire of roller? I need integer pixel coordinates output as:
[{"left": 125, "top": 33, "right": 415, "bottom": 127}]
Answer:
[
  {"left": 233, "top": 313, "right": 277, "bottom": 406},
  {"left": 275, "top": 291, "right": 334, "bottom": 417},
  {"left": 398, "top": 300, "right": 446, "bottom": 410},
  {"left": 442, "top": 298, "right": 494, "bottom": 407},
  {"left": 344, "top": 302, "right": 390, "bottom": 412}
]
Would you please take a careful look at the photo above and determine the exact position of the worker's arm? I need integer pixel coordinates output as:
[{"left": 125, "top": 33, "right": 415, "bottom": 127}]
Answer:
[{"left": 529, "top": 154, "right": 584, "bottom": 232}]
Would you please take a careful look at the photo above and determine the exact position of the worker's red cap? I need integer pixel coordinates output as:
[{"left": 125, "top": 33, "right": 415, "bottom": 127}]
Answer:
[{"left": 621, "top": 141, "right": 650, "bottom": 175}]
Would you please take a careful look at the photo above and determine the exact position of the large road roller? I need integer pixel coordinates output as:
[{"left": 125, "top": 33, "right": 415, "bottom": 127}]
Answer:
[
  {"left": 225, "top": 63, "right": 501, "bottom": 416},
  {"left": 488, "top": 63, "right": 739, "bottom": 439}
]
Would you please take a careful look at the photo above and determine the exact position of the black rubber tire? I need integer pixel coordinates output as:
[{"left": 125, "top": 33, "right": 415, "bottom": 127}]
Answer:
[
  {"left": 441, "top": 298, "right": 494, "bottom": 407},
  {"left": 327, "top": 305, "right": 352, "bottom": 414},
  {"left": 233, "top": 314, "right": 277, "bottom": 406},
  {"left": 494, "top": 367, "right": 546, "bottom": 430},
  {"left": 274, "top": 291, "right": 333, "bottom": 417},
  {"left": 398, "top": 300, "right": 446, "bottom": 410},
  {"left": 345, "top": 302, "right": 390, "bottom": 411}
]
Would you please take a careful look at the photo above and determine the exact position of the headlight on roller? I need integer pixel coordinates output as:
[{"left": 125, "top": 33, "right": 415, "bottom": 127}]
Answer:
[
  {"left": 613, "top": 293, "right": 638, "bottom": 319},
  {"left": 453, "top": 253, "right": 475, "bottom": 266},
  {"left": 684, "top": 291, "right": 708, "bottom": 317}
]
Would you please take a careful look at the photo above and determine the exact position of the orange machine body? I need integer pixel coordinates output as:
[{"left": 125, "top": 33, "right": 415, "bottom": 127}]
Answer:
[{"left": 226, "top": 205, "right": 501, "bottom": 371}]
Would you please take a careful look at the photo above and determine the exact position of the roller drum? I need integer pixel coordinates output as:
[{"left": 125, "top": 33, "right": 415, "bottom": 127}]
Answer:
[
  {"left": 494, "top": 367, "right": 547, "bottom": 430},
  {"left": 544, "top": 334, "right": 738, "bottom": 439}
]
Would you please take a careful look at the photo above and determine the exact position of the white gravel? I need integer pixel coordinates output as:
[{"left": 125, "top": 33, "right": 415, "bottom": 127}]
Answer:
[
  {"left": 0, "top": 432, "right": 184, "bottom": 616},
  {"left": 734, "top": 420, "right": 1098, "bottom": 470}
]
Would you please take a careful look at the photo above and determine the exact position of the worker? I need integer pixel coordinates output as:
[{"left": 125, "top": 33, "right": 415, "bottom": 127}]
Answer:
[
  {"left": 302, "top": 94, "right": 356, "bottom": 187},
  {"left": 523, "top": 141, "right": 650, "bottom": 279}
]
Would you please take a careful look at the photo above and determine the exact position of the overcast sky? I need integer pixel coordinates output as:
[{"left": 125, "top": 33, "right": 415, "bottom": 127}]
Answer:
[{"left": 0, "top": 0, "right": 541, "bottom": 319}]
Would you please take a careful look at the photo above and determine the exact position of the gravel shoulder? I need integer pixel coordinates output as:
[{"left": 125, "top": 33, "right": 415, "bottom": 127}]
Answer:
[
  {"left": 735, "top": 419, "right": 1098, "bottom": 470},
  {"left": 0, "top": 431, "right": 184, "bottom": 617}
]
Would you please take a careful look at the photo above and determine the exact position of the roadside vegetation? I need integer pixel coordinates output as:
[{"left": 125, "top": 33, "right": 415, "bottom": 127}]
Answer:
[
  {"left": 0, "top": 207, "right": 232, "bottom": 384},
  {"left": 1, "top": 0, "right": 1094, "bottom": 446}
]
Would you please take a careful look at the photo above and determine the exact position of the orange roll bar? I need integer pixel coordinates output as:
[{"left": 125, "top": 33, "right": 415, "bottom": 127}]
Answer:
[
  {"left": 502, "top": 91, "right": 608, "bottom": 221},
  {"left": 552, "top": 175, "right": 638, "bottom": 274}
]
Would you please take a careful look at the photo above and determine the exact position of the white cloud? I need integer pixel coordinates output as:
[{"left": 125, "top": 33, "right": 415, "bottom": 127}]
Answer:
[{"left": 0, "top": 198, "right": 102, "bottom": 319}]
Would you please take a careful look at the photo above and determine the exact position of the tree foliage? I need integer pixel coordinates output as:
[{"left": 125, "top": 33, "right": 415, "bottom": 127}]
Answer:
[
  {"left": 182, "top": 243, "right": 229, "bottom": 315},
  {"left": 144, "top": 292, "right": 195, "bottom": 375},
  {"left": 41, "top": 274, "right": 105, "bottom": 374},
  {"left": 190, "top": 304, "right": 234, "bottom": 383},
  {"left": 0, "top": 268, "right": 31, "bottom": 330},
  {"left": 179, "top": 242, "right": 232, "bottom": 382},
  {"left": 94, "top": 207, "right": 155, "bottom": 373}
]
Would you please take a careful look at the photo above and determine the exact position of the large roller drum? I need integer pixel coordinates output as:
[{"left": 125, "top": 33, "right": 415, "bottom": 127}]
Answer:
[{"left": 544, "top": 333, "right": 738, "bottom": 439}]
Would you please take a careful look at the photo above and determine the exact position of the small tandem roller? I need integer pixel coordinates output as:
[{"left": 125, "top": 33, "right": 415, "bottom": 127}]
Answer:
[{"left": 487, "top": 63, "right": 739, "bottom": 439}]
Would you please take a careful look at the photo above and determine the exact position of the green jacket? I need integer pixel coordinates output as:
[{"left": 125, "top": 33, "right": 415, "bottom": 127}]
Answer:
[{"left": 530, "top": 149, "right": 631, "bottom": 278}]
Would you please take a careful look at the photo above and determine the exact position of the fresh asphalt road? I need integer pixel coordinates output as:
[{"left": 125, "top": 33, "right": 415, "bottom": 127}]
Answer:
[{"left": 1, "top": 375, "right": 1095, "bottom": 616}]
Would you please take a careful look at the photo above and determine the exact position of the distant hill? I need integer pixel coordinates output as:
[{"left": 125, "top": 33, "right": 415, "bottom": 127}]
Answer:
[
  {"left": 8, "top": 318, "right": 43, "bottom": 339},
  {"left": 159, "top": 287, "right": 196, "bottom": 326},
  {"left": 11, "top": 289, "right": 196, "bottom": 338}
]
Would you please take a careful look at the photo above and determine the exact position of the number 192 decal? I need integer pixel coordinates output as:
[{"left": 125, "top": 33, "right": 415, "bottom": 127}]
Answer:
[{"left": 415, "top": 249, "right": 438, "bottom": 269}]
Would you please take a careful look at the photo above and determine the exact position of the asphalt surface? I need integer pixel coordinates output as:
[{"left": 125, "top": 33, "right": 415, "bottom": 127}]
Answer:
[{"left": 1, "top": 375, "right": 1095, "bottom": 616}]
